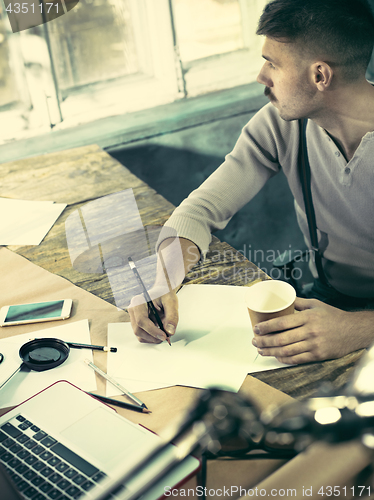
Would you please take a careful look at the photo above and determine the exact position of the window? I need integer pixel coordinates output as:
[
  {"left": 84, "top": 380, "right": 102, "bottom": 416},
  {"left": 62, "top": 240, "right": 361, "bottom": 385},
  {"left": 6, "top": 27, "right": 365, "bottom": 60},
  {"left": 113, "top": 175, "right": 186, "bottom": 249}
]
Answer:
[
  {"left": 0, "top": 0, "right": 266, "bottom": 144},
  {"left": 172, "top": 0, "right": 266, "bottom": 96},
  {"left": 0, "top": 3, "right": 32, "bottom": 140}
]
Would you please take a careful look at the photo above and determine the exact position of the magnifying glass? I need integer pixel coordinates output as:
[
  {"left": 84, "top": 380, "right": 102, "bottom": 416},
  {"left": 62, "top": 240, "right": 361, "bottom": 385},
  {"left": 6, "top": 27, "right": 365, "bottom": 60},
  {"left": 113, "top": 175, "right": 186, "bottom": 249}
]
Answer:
[{"left": 0, "top": 338, "right": 70, "bottom": 392}]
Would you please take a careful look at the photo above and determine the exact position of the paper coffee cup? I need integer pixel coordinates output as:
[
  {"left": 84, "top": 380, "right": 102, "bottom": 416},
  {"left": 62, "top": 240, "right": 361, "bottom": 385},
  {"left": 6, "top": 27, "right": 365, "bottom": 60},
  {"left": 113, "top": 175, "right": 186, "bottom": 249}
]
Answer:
[{"left": 244, "top": 280, "right": 296, "bottom": 331}]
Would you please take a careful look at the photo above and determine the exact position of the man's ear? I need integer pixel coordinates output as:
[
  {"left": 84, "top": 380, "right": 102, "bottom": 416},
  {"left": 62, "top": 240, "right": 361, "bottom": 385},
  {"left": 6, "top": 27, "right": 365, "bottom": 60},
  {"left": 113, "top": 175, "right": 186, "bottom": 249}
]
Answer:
[{"left": 311, "top": 61, "right": 333, "bottom": 91}]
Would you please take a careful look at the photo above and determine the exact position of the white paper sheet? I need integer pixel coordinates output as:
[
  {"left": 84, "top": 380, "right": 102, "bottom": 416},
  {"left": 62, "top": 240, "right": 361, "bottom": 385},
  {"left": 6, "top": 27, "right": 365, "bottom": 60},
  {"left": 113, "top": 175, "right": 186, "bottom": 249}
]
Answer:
[
  {"left": 0, "top": 197, "right": 66, "bottom": 245},
  {"left": 0, "top": 319, "right": 97, "bottom": 407},
  {"left": 106, "top": 284, "right": 288, "bottom": 395}
]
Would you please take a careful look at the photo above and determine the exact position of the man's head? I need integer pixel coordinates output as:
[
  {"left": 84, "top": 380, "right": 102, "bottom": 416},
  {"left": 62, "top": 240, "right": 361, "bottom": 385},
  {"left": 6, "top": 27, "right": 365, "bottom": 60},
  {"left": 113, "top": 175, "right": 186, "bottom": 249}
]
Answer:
[
  {"left": 257, "top": 0, "right": 374, "bottom": 80},
  {"left": 256, "top": 0, "right": 374, "bottom": 121}
]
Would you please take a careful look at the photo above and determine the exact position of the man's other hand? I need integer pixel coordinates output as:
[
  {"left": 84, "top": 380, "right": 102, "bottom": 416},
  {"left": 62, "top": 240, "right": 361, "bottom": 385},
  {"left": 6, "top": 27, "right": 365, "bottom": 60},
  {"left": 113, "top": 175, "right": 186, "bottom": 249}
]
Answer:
[{"left": 252, "top": 298, "right": 372, "bottom": 364}]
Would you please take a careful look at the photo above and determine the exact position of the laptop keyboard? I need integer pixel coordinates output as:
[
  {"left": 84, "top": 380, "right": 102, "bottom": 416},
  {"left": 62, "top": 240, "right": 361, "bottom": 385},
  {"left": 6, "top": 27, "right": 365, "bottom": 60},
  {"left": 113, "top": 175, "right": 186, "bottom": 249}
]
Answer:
[{"left": 0, "top": 413, "right": 108, "bottom": 500}]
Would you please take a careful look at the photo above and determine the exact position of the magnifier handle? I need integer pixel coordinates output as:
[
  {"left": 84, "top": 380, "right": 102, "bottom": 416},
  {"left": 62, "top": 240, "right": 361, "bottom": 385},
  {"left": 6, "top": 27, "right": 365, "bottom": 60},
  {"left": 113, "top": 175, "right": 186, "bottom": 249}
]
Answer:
[{"left": 0, "top": 363, "right": 23, "bottom": 392}]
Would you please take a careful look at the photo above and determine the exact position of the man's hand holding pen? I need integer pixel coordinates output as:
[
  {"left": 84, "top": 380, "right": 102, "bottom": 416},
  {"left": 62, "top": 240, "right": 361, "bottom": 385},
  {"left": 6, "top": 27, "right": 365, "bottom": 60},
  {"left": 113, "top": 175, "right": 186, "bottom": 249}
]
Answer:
[
  {"left": 128, "top": 287, "right": 178, "bottom": 344},
  {"left": 128, "top": 237, "right": 200, "bottom": 345}
]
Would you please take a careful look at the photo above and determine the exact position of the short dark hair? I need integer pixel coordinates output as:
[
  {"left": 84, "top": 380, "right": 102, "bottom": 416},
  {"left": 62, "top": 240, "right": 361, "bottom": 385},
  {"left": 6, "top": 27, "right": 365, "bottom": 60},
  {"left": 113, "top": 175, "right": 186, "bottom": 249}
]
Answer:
[{"left": 256, "top": 0, "right": 374, "bottom": 80}]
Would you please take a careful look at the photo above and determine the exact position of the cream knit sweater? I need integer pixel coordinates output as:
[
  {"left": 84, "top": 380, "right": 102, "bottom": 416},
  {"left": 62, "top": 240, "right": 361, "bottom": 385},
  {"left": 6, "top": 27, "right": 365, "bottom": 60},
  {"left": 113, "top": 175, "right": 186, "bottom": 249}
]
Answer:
[{"left": 162, "top": 103, "right": 374, "bottom": 298}]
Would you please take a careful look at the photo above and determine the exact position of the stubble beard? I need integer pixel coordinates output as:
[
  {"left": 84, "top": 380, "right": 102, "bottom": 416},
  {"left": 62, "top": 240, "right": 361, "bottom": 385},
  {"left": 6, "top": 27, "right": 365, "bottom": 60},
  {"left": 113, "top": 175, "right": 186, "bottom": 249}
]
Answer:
[{"left": 265, "top": 85, "right": 316, "bottom": 122}]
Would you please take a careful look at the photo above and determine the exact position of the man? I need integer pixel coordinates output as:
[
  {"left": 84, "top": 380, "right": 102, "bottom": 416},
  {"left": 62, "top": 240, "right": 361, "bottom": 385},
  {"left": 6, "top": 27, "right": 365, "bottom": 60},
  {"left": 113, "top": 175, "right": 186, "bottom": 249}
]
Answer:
[{"left": 129, "top": 0, "right": 374, "bottom": 365}]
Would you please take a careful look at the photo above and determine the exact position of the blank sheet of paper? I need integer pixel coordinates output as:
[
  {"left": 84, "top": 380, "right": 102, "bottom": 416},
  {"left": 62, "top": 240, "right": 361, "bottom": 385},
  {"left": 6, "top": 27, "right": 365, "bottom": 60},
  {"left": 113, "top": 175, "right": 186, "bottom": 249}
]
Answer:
[
  {"left": 0, "top": 197, "right": 66, "bottom": 245},
  {"left": 106, "top": 284, "right": 287, "bottom": 395},
  {"left": 0, "top": 319, "right": 96, "bottom": 407}
]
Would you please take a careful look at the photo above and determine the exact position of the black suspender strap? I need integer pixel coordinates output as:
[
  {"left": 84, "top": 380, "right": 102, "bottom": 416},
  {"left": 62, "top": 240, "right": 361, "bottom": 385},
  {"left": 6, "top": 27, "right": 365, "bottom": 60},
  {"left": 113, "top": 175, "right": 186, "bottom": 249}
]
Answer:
[{"left": 298, "top": 118, "right": 330, "bottom": 287}]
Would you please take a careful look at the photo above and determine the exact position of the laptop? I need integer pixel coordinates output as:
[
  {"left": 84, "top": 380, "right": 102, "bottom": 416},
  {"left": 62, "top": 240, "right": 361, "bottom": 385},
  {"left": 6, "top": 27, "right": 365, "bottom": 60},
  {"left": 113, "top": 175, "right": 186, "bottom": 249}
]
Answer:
[{"left": 0, "top": 381, "right": 200, "bottom": 500}]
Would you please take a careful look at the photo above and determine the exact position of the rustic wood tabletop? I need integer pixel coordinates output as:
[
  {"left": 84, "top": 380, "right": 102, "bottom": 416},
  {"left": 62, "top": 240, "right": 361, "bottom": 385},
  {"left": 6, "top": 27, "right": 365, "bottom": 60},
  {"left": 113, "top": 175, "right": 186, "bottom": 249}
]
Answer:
[{"left": 1, "top": 144, "right": 364, "bottom": 401}]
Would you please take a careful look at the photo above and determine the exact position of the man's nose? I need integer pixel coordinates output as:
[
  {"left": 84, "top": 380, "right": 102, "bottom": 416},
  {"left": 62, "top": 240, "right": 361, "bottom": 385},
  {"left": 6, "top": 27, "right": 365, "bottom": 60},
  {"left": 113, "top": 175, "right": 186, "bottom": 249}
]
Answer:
[{"left": 257, "top": 67, "right": 271, "bottom": 87}]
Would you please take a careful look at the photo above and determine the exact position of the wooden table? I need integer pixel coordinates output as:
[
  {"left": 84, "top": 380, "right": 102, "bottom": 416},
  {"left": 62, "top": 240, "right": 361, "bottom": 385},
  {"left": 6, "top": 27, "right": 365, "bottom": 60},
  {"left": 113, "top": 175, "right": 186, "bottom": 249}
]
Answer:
[
  {"left": 1, "top": 144, "right": 369, "bottom": 496},
  {"left": 0, "top": 144, "right": 364, "bottom": 401}
]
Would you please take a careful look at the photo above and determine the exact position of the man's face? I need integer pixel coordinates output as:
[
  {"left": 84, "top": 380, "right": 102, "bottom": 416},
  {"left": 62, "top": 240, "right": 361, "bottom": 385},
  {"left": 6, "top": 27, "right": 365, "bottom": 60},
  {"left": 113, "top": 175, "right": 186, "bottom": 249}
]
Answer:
[{"left": 257, "top": 37, "right": 319, "bottom": 121}]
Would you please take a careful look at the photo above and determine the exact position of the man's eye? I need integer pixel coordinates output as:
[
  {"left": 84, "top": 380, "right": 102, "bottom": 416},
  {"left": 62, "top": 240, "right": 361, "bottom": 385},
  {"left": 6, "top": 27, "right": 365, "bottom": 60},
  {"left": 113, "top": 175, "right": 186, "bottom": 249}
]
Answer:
[{"left": 268, "top": 62, "right": 275, "bottom": 69}]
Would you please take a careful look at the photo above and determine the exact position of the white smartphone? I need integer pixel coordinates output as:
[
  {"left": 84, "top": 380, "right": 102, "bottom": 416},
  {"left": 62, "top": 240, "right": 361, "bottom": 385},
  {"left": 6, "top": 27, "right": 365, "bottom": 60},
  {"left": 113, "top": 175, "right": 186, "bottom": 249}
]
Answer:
[{"left": 0, "top": 299, "right": 73, "bottom": 327}]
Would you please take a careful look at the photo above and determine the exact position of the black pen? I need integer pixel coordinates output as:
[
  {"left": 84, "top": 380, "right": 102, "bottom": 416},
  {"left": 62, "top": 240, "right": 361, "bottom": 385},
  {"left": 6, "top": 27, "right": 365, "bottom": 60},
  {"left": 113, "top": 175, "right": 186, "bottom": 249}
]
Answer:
[
  {"left": 66, "top": 342, "right": 117, "bottom": 352},
  {"left": 84, "top": 359, "right": 148, "bottom": 409},
  {"left": 30, "top": 339, "right": 117, "bottom": 352},
  {"left": 128, "top": 257, "right": 171, "bottom": 346},
  {"left": 86, "top": 392, "right": 151, "bottom": 413}
]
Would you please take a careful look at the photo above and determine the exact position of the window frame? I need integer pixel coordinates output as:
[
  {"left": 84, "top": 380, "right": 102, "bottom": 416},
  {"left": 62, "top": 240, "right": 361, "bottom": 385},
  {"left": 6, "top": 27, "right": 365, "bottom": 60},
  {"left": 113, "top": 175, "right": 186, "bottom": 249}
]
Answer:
[
  {"left": 176, "top": 0, "right": 267, "bottom": 97},
  {"left": 0, "top": 0, "right": 266, "bottom": 144}
]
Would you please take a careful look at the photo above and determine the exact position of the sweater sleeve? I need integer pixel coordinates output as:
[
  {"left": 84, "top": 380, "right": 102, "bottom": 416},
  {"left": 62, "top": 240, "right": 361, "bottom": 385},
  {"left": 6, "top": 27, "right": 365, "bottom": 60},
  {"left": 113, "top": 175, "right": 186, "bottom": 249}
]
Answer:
[{"left": 161, "top": 103, "right": 293, "bottom": 257}]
